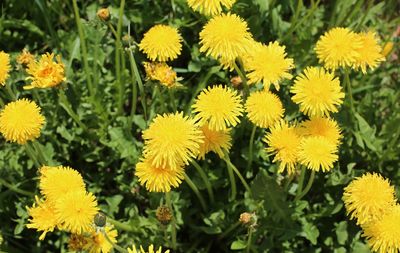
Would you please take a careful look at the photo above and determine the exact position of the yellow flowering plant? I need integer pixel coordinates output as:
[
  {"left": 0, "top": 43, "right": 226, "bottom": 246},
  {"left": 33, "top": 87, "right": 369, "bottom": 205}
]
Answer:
[{"left": 0, "top": 1, "right": 398, "bottom": 253}]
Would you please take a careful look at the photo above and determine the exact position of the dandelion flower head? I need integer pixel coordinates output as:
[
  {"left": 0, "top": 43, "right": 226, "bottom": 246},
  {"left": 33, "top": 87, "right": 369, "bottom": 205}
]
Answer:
[
  {"left": 27, "top": 196, "right": 59, "bottom": 240},
  {"left": 192, "top": 85, "right": 243, "bottom": 131},
  {"left": 142, "top": 112, "right": 203, "bottom": 168},
  {"left": 135, "top": 158, "right": 185, "bottom": 192},
  {"left": 54, "top": 190, "right": 99, "bottom": 234},
  {"left": 343, "top": 173, "right": 397, "bottom": 225},
  {"left": 264, "top": 120, "right": 302, "bottom": 174},
  {"left": 198, "top": 124, "right": 232, "bottom": 159},
  {"left": 245, "top": 41, "right": 294, "bottom": 90},
  {"left": 298, "top": 136, "right": 338, "bottom": 172},
  {"left": 187, "top": 0, "right": 236, "bottom": 16},
  {"left": 291, "top": 67, "right": 345, "bottom": 117},
  {"left": 298, "top": 117, "right": 342, "bottom": 145},
  {"left": 352, "top": 31, "right": 385, "bottom": 73},
  {"left": 143, "top": 62, "right": 177, "bottom": 88},
  {"left": 0, "top": 98, "right": 45, "bottom": 144},
  {"left": 26, "top": 52, "right": 66, "bottom": 89},
  {"left": 127, "top": 244, "right": 170, "bottom": 253},
  {"left": 0, "top": 51, "right": 11, "bottom": 85},
  {"left": 363, "top": 205, "right": 400, "bottom": 253},
  {"left": 315, "top": 27, "right": 362, "bottom": 69},
  {"left": 245, "top": 90, "right": 284, "bottom": 128},
  {"left": 39, "top": 166, "right": 86, "bottom": 204},
  {"left": 199, "top": 13, "right": 253, "bottom": 69},
  {"left": 139, "top": 25, "right": 182, "bottom": 62}
]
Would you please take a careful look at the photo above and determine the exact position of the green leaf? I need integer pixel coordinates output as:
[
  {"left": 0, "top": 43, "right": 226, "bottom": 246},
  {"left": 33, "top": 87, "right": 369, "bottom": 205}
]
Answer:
[
  {"left": 300, "top": 220, "right": 319, "bottom": 245},
  {"left": 336, "top": 221, "right": 348, "bottom": 245},
  {"left": 230, "top": 239, "right": 247, "bottom": 250}
]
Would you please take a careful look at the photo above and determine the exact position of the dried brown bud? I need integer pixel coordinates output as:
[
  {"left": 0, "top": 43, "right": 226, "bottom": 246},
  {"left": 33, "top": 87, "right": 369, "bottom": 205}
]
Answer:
[
  {"left": 97, "top": 8, "right": 110, "bottom": 21},
  {"left": 68, "top": 234, "right": 88, "bottom": 251},
  {"left": 231, "top": 76, "right": 242, "bottom": 88},
  {"left": 156, "top": 205, "right": 172, "bottom": 225},
  {"left": 239, "top": 212, "right": 257, "bottom": 228}
]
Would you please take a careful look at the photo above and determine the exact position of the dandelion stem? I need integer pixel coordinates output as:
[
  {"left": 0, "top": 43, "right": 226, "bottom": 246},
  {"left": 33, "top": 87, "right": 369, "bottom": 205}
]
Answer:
[
  {"left": 5, "top": 83, "right": 16, "bottom": 100},
  {"left": 0, "top": 178, "right": 35, "bottom": 197},
  {"left": 32, "top": 141, "right": 48, "bottom": 165},
  {"left": 283, "top": 173, "right": 295, "bottom": 192},
  {"left": 184, "top": 172, "right": 207, "bottom": 211},
  {"left": 155, "top": 85, "right": 167, "bottom": 113},
  {"left": 103, "top": 230, "right": 128, "bottom": 253},
  {"left": 246, "top": 228, "right": 253, "bottom": 253},
  {"left": 127, "top": 46, "right": 147, "bottom": 122},
  {"left": 168, "top": 88, "right": 177, "bottom": 112},
  {"left": 165, "top": 192, "right": 177, "bottom": 250},
  {"left": 246, "top": 125, "right": 257, "bottom": 171},
  {"left": 107, "top": 217, "right": 135, "bottom": 232},
  {"left": 218, "top": 221, "right": 241, "bottom": 240},
  {"left": 116, "top": 0, "right": 126, "bottom": 115},
  {"left": 191, "top": 160, "right": 215, "bottom": 203},
  {"left": 295, "top": 166, "right": 306, "bottom": 199},
  {"left": 25, "top": 143, "right": 40, "bottom": 168},
  {"left": 224, "top": 153, "right": 252, "bottom": 197},
  {"left": 344, "top": 68, "right": 356, "bottom": 116},
  {"left": 224, "top": 156, "right": 237, "bottom": 201},
  {"left": 233, "top": 61, "right": 249, "bottom": 98},
  {"left": 295, "top": 170, "right": 315, "bottom": 201}
]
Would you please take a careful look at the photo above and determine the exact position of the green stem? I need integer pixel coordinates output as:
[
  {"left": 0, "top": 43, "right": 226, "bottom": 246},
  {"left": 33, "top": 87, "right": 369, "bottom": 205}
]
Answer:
[
  {"left": 295, "top": 166, "right": 306, "bottom": 199},
  {"left": 246, "top": 228, "right": 253, "bottom": 253},
  {"left": 246, "top": 125, "right": 257, "bottom": 171},
  {"left": 224, "top": 153, "right": 252, "bottom": 197},
  {"left": 224, "top": 156, "right": 237, "bottom": 201},
  {"left": 155, "top": 85, "right": 167, "bottom": 113},
  {"left": 165, "top": 192, "right": 177, "bottom": 250},
  {"left": 103, "top": 230, "right": 128, "bottom": 253},
  {"left": 218, "top": 221, "right": 241, "bottom": 240},
  {"left": 127, "top": 47, "right": 147, "bottom": 121},
  {"left": 25, "top": 143, "right": 40, "bottom": 168},
  {"left": 6, "top": 83, "right": 16, "bottom": 100},
  {"left": 295, "top": 170, "right": 315, "bottom": 201},
  {"left": 116, "top": 0, "right": 126, "bottom": 115},
  {"left": 283, "top": 173, "right": 295, "bottom": 192},
  {"left": 58, "top": 90, "right": 87, "bottom": 131},
  {"left": 184, "top": 172, "right": 207, "bottom": 211},
  {"left": 32, "top": 141, "right": 48, "bottom": 165},
  {"left": 168, "top": 88, "right": 177, "bottom": 112},
  {"left": 233, "top": 61, "right": 249, "bottom": 98},
  {"left": 107, "top": 217, "right": 135, "bottom": 232},
  {"left": 191, "top": 160, "right": 215, "bottom": 203},
  {"left": 344, "top": 68, "right": 355, "bottom": 116},
  {"left": 0, "top": 178, "right": 35, "bottom": 197},
  {"left": 72, "top": 0, "right": 94, "bottom": 97}
]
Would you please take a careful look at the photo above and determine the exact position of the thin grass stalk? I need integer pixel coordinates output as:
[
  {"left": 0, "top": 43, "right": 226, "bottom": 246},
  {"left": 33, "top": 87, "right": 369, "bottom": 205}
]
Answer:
[
  {"left": 25, "top": 143, "right": 40, "bottom": 168},
  {"left": 58, "top": 90, "right": 87, "bottom": 131},
  {"left": 116, "top": 0, "right": 126, "bottom": 115}
]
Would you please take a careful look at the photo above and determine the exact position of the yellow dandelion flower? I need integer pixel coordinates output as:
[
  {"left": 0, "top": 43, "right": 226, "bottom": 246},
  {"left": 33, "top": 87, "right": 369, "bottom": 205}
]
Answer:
[
  {"left": 192, "top": 85, "right": 243, "bottom": 131},
  {"left": 352, "top": 31, "right": 385, "bottom": 73},
  {"left": 363, "top": 205, "right": 400, "bottom": 253},
  {"left": 343, "top": 173, "right": 397, "bottom": 225},
  {"left": 39, "top": 166, "right": 86, "bottom": 204},
  {"left": 127, "top": 244, "right": 170, "bottom": 253},
  {"left": 0, "top": 98, "right": 45, "bottom": 144},
  {"left": 27, "top": 196, "right": 59, "bottom": 240},
  {"left": 291, "top": 67, "right": 345, "bottom": 117},
  {"left": 135, "top": 158, "right": 185, "bottom": 192},
  {"left": 17, "top": 48, "right": 35, "bottom": 66},
  {"left": 139, "top": 25, "right": 182, "bottom": 62},
  {"left": 315, "top": 27, "right": 362, "bottom": 69},
  {"left": 142, "top": 112, "right": 203, "bottom": 168},
  {"left": 55, "top": 190, "right": 99, "bottom": 234},
  {"left": 298, "top": 117, "right": 342, "bottom": 145},
  {"left": 245, "top": 41, "right": 294, "bottom": 90},
  {"left": 143, "top": 62, "right": 177, "bottom": 88},
  {"left": 187, "top": 0, "right": 236, "bottom": 16},
  {"left": 298, "top": 136, "right": 338, "bottom": 172},
  {"left": 198, "top": 124, "right": 232, "bottom": 159},
  {"left": 68, "top": 234, "right": 90, "bottom": 252},
  {"left": 25, "top": 52, "right": 66, "bottom": 89},
  {"left": 199, "top": 13, "right": 253, "bottom": 69},
  {"left": 263, "top": 120, "right": 302, "bottom": 174},
  {"left": 0, "top": 51, "right": 11, "bottom": 85},
  {"left": 245, "top": 90, "right": 284, "bottom": 128},
  {"left": 84, "top": 225, "right": 118, "bottom": 253}
]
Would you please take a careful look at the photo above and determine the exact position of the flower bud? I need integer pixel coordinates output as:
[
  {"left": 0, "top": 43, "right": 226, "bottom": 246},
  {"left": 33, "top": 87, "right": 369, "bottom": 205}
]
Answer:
[
  {"left": 97, "top": 8, "right": 110, "bottom": 21},
  {"left": 230, "top": 76, "right": 242, "bottom": 88},
  {"left": 94, "top": 212, "right": 107, "bottom": 227},
  {"left": 239, "top": 212, "right": 257, "bottom": 227},
  {"left": 156, "top": 205, "right": 172, "bottom": 225}
]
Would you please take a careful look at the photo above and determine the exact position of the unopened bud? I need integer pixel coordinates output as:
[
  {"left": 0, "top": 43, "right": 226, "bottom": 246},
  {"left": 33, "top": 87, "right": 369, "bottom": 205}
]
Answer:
[
  {"left": 239, "top": 212, "right": 257, "bottom": 227},
  {"left": 156, "top": 205, "right": 172, "bottom": 225},
  {"left": 94, "top": 212, "right": 107, "bottom": 227},
  {"left": 231, "top": 76, "right": 242, "bottom": 88},
  {"left": 97, "top": 8, "right": 110, "bottom": 21}
]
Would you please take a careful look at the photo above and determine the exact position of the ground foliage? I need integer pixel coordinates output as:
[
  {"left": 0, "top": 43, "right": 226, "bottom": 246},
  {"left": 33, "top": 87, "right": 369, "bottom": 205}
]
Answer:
[{"left": 0, "top": 0, "right": 399, "bottom": 252}]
